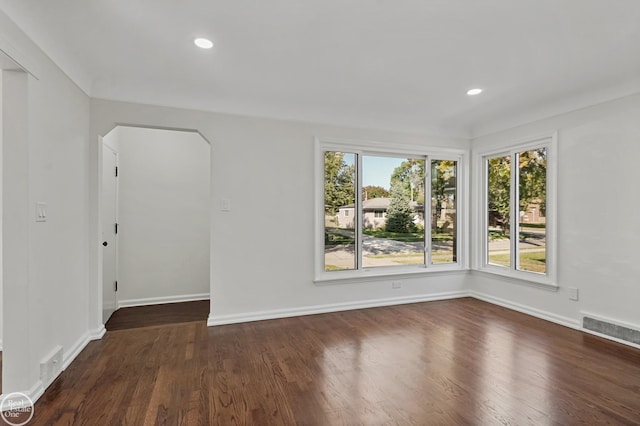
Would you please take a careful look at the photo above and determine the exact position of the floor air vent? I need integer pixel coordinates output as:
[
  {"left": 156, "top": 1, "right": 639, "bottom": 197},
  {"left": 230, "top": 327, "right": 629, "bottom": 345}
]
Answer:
[{"left": 583, "top": 316, "right": 640, "bottom": 345}]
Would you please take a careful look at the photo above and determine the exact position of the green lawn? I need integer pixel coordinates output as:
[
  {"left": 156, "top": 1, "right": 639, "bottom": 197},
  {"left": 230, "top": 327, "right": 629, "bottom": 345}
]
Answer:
[
  {"left": 325, "top": 264, "right": 349, "bottom": 271},
  {"left": 488, "top": 251, "right": 546, "bottom": 273},
  {"left": 362, "top": 228, "right": 424, "bottom": 242}
]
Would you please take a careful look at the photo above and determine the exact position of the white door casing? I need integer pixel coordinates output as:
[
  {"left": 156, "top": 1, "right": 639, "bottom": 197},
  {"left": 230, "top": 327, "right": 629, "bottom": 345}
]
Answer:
[{"left": 102, "top": 142, "right": 118, "bottom": 323}]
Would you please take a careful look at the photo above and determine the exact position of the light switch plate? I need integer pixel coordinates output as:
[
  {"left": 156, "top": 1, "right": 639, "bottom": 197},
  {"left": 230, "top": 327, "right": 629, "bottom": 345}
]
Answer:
[{"left": 36, "top": 202, "right": 47, "bottom": 222}]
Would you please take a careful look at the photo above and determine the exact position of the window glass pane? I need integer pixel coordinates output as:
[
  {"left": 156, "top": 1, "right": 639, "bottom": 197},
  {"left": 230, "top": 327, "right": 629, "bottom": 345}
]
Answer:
[
  {"left": 431, "top": 160, "right": 457, "bottom": 264},
  {"left": 362, "top": 156, "right": 425, "bottom": 268},
  {"left": 487, "top": 155, "right": 511, "bottom": 267},
  {"left": 517, "top": 148, "right": 547, "bottom": 273},
  {"left": 324, "top": 151, "right": 356, "bottom": 271}
]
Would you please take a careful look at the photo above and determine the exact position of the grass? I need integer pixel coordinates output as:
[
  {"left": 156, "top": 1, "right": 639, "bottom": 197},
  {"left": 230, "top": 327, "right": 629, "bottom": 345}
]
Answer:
[
  {"left": 488, "top": 250, "right": 546, "bottom": 273},
  {"left": 325, "top": 264, "right": 349, "bottom": 271},
  {"left": 367, "top": 253, "right": 424, "bottom": 259},
  {"left": 365, "top": 251, "right": 456, "bottom": 264},
  {"left": 363, "top": 229, "right": 424, "bottom": 242},
  {"left": 325, "top": 228, "right": 355, "bottom": 246},
  {"left": 521, "top": 223, "right": 546, "bottom": 229},
  {"left": 326, "top": 227, "right": 454, "bottom": 245}
]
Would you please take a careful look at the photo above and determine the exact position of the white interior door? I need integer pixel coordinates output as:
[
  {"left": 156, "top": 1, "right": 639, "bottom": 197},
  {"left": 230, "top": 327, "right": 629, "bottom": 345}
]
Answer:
[{"left": 102, "top": 142, "right": 118, "bottom": 323}]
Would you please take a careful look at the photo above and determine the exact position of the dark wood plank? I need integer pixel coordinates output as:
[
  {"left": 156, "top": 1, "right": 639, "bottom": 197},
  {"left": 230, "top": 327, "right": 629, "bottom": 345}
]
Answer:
[
  {"left": 29, "top": 298, "right": 640, "bottom": 425},
  {"left": 105, "top": 300, "right": 209, "bottom": 331}
]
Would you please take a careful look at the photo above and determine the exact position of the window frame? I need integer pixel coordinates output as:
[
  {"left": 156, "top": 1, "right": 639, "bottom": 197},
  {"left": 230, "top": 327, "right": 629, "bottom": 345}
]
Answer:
[
  {"left": 315, "top": 137, "right": 468, "bottom": 284},
  {"left": 475, "top": 133, "right": 558, "bottom": 288}
]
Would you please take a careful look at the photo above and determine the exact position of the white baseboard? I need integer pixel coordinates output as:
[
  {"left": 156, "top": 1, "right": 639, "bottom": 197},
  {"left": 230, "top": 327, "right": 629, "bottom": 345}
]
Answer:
[
  {"left": 7, "top": 331, "right": 96, "bottom": 405},
  {"left": 468, "top": 290, "right": 581, "bottom": 330},
  {"left": 63, "top": 332, "right": 91, "bottom": 371},
  {"left": 208, "top": 291, "right": 467, "bottom": 326},
  {"left": 580, "top": 328, "right": 640, "bottom": 350},
  {"left": 89, "top": 325, "right": 106, "bottom": 341},
  {"left": 118, "top": 293, "right": 209, "bottom": 308},
  {"left": 0, "top": 380, "right": 45, "bottom": 410}
]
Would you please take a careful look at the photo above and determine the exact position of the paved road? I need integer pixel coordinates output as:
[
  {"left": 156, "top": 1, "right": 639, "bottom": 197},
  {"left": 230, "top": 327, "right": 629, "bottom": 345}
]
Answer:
[{"left": 324, "top": 231, "right": 454, "bottom": 268}]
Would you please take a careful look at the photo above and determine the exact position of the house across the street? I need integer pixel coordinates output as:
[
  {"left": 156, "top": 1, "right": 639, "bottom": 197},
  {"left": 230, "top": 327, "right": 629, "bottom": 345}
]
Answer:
[{"left": 337, "top": 197, "right": 424, "bottom": 229}]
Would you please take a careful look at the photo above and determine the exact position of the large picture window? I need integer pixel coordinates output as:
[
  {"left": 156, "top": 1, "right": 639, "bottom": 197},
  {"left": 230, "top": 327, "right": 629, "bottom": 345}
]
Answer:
[
  {"left": 480, "top": 135, "right": 556, "bottom": 285},
  {"left": 318, "top": 139, "right": 465, "bottom": 280}
]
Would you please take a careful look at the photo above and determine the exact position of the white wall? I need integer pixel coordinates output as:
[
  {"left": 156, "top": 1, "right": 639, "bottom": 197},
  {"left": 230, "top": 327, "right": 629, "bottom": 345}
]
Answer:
[
  {"left": 4, "top": 0, "right": 637, "bottom": 401},
  {"left": 0, "top": 69, "right": 3, "bottom": 351},
  {"left": 89, "top": 100, "right": 471, "bottom": 326},
  {"left": 115, "top": 126, "right": 210, "bottom": 304},
  {"left": 1, "top": 8, "right": 92, "bottom": 398},
  {"left": 469, "top": 93, "right": 640, "bottom": 331}
]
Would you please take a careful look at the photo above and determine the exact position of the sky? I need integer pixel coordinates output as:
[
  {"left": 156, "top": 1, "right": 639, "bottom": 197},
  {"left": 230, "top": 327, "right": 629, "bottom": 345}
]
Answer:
[{"left": 362, "top": 156, "right": 406, "bottom": 189}]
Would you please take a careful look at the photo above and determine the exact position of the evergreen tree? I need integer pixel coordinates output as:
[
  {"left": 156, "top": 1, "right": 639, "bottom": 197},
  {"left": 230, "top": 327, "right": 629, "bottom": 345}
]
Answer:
[{"left": 385, "top": 181, "right": 416, "bottom": 233}]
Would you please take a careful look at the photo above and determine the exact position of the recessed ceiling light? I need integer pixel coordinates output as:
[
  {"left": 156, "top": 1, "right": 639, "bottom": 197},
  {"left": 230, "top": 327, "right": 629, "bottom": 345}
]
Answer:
[
  {"left": 194, "top": 38, "right": 214, "bottom": 49},
  {"left": 467, "top": 88, "right": 483, "bottom": 96}
]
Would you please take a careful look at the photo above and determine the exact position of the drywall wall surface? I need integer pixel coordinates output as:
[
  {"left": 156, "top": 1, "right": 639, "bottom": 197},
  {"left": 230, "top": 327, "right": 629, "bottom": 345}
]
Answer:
[
  {"left": 90, "top": 99, "right": 471, "bottom": 324},
  {"left": 1, "top": 8, "right": 91, "bottom": 396},
  {"left": 469, "top": 93, "right": 640, "bottom": 331},
  {"left": 115, "top": 126, "right": 210, "bottom": 302},
  {"left": 0, "top": 70, "right": 3, "bottom": 350}
]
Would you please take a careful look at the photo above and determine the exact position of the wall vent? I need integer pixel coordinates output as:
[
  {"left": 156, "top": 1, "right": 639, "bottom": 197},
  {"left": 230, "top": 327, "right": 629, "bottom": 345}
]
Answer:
[
  {"left": 40, "top": 345, "right": 63, "bottom": 389},
  {"left": 583, "top": 316, "right": 640, "bottom": 345}
]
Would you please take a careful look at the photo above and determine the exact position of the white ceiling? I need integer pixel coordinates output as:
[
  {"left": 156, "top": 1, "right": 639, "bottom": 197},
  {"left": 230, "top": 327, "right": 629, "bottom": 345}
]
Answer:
[{"left": 1, "top": 0, "right": 639, "bottom": 137}]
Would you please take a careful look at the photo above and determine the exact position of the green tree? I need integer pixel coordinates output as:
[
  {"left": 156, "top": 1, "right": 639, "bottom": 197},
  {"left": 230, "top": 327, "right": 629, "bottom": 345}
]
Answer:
[
  {"left": 324, "top": 152, "right": 355, "bottom": 215},
  {"left": 385, "top": 181, "right": 416, "bottom": 233},
  {"left": 488, "top": 156, "right": 511, "bottom": 232},
  {"left": 391, "top": 159, "right": 425, "bottom": 203},
  {"left": 363, "top": 185, "right": 389, "bottom": 199},
  {"left": 487, "top": 150, "right": 546, "bottom": 232},
  {"left": 518, "top": 148, "right": 546, "bottom": 216},
  {"left": 431, "top": 160, "right": 456, "bottom": 232}
]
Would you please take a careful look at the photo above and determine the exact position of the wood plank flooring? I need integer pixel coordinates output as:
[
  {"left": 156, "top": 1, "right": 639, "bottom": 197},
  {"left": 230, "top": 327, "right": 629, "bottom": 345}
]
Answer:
[
  {"left": 30, "top": 298, "right": 640, "bottom": 425},
  {"left": 105, "top": 300, "right": 210, "bottom": 331}
]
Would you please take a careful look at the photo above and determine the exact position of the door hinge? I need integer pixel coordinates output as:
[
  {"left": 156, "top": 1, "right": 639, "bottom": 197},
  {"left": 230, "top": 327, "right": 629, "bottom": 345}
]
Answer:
[
  {"left": 115, "top": 166, "right": 118, "bottom": 177},
  {"left": 114, "top": 281, "right": 118, "bottom": 292},
  {"left": 115, "top": 223, "right": 119, "bottom": 234}
]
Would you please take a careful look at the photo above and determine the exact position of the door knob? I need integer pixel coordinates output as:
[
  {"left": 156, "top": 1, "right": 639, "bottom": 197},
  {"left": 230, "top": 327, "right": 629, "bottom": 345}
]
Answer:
[{"left": 102, "top": 241, "right": 108, "bottom": 247}]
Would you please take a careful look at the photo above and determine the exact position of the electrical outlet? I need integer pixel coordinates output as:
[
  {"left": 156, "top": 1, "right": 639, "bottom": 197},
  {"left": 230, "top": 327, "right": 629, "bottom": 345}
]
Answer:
[
  {"left": 392, "top": 281, "right": 402, "bottom": 289},
  {"left": 568, "top": 287, "right": 579, "bottom": 301}
]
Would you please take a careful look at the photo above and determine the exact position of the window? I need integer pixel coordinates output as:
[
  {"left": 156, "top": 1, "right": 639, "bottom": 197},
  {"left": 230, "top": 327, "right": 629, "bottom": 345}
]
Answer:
[
  {"left": 479, "top": 134, "right": 556, "bottom": 286},
  {"left": 317, "top": 139, "right": 466, "bottom": 280}
]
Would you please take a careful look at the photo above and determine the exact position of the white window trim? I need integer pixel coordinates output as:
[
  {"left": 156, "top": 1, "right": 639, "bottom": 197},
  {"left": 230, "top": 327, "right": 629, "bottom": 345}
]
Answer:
[
  {"left": 314, "top": 137, "right": 469, "bottom": 284},
  {"left": 473, "top": 132, "right": 558, "bottom": 288}
]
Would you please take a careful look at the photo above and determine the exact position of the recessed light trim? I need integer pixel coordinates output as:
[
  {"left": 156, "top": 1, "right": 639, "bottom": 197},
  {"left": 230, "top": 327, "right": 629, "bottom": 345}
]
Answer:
[
  {"left": 467, "top": 88, "right": 483, "bottom": 96},
  {"left": 194, "top": 38, "right": 214, "bottom": 49}
]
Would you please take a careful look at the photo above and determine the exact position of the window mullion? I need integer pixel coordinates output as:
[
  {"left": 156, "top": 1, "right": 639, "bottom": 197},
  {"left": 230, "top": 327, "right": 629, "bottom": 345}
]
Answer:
[
  {"left": 425, "top": 156, "right": 431, "bottom": 267},
  {"left": 511, "top": 152, "right": 519, "bottom": 271},
  {"left": 356, "top": 152, "right": 363, "bottom": 270},
  {"left": 483, "top": 157, "right": 490, "bottom": 266}
]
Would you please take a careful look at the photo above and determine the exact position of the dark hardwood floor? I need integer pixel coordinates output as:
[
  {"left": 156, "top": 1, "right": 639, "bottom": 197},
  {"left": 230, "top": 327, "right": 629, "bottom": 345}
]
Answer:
[
  {"left": 105, "top": 300, "right": 210, "bottom": 331},
  {"left": 31, "top": 298, "right": 640, "bottom": 425}
]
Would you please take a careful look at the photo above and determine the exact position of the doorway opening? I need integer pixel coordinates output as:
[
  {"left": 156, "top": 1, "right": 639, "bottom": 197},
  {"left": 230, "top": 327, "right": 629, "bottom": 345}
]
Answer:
[{"left": 100, "top": 126, "right": 211, "bottom": 326}]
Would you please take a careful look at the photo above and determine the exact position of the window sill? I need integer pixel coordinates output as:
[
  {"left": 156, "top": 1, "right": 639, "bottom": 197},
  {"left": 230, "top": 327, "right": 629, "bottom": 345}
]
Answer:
[
  {"left": 314, "top": 265, "right": 469, "bottom": 286},
  {"left": 471, "top": 267, "right": 558, "bottom": 291}
]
